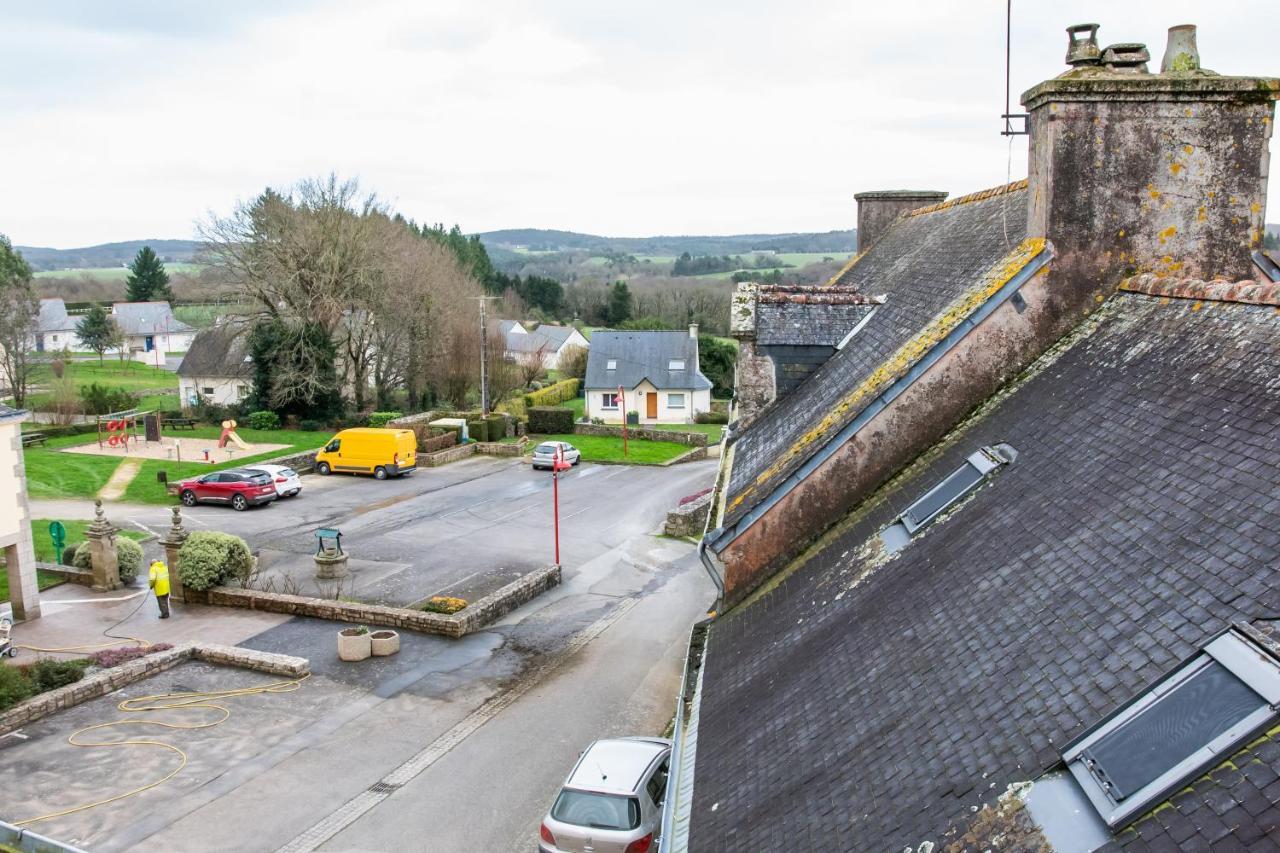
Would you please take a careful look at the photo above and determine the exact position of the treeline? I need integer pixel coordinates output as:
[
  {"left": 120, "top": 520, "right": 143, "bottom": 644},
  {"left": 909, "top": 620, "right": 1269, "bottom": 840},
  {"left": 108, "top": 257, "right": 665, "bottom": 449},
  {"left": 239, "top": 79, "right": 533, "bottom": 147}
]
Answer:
[
  {"left": 477, "top": 228, "right": 857, "bottom": 256},
  {"left": 671, "top": 252, "right": 788, "bottom": 277}
]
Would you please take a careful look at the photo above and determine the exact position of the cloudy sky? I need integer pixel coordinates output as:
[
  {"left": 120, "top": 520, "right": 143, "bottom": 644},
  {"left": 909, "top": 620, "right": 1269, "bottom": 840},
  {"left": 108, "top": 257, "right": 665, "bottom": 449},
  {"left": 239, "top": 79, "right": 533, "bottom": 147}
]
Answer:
[{"left": 2, "top": 0, "right": 1275, "bottom": 248}]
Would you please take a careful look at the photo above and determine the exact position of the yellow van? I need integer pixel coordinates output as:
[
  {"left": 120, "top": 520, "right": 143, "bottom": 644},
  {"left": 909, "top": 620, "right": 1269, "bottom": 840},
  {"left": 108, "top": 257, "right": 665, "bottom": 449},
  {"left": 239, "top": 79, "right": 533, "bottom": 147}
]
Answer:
[{"left": 314, "top": 428, "right": 417, "bottom": 479}]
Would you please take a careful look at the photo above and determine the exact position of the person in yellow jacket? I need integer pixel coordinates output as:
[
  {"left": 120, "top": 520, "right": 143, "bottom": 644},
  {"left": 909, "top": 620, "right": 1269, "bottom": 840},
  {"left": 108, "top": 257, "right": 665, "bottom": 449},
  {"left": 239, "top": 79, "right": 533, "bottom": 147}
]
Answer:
[{"left": 148, "top": 560, "right": 172, "bottom": 619}]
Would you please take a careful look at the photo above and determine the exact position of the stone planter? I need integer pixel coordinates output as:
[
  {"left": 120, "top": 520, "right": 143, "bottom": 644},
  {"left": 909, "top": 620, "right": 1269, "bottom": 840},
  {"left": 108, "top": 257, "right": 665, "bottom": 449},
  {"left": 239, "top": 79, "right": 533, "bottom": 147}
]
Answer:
[
  {"left": 337, "top": 628, "right": 371, "bottom": 661},
  {"left": 370, "top": 630, "right": 400, "bottom": 656}
]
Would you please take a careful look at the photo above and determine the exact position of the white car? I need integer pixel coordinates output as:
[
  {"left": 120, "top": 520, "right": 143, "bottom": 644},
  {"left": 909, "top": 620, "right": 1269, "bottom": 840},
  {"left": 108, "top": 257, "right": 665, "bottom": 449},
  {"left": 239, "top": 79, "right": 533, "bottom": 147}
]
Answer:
[
  {"left": 245, "top": 464, "right": 303, "bottom": 498},
  {"left": 531, "top": 441, "right": 582, "bottom": 471},
  {"left": 540, "top": 737, "right": 670, "bottom": 853}
]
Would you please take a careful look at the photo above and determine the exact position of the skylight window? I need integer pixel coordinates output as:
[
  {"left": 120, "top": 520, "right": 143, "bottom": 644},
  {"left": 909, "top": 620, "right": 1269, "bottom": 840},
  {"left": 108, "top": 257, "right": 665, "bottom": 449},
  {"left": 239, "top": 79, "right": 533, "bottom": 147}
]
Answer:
[
  {"left": 669, "top": 359, "right": 685, "bottom": 370},
  {"left": 1062, "top": 627, "right": 1280, "bottom": 828},
  {"left": 879, "top": 445, "right": 1015, "bottom": 554},
  {"left": 606, "top": 359, "right": 617, "bottom": 370}
]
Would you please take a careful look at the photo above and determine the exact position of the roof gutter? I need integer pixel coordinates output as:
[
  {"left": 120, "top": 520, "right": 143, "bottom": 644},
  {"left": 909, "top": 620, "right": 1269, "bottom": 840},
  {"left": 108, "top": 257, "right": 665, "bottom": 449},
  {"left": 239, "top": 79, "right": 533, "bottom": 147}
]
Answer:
[
  {"left": 658, "top": 617, "right": 711, "bottom": 853},
  {"left": 707, "top": 242, "right": 1054, "bottom": 555},
  {"left": 697, "top": 417, "right": 737, "bottom": 612}
]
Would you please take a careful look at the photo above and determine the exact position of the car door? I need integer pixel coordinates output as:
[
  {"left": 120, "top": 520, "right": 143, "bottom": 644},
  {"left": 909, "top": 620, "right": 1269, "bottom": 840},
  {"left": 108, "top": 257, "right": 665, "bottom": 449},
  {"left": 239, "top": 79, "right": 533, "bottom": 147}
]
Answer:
[
  {"left": 194, "top": 472, "right": 221, "bottom": 501},
  {"left": 208, "top": 472, "right": 237, "bottom": 502},
  {"left": 643, "top": 756, "right": 670, "bottom": 832}
]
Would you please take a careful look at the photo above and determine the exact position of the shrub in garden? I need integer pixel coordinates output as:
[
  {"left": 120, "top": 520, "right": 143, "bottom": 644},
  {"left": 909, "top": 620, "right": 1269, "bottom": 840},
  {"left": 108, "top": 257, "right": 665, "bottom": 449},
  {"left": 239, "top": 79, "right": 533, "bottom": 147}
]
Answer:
[
  {"left": 89, "top": 643, "right": 174, "bottom": 668},
  {"left": 0, "top": 665, "right": 34, "bottom": 711},
  {"left": 80, "top": 383, "right": 139, "bottom": 415},
  {"left": 247, "top": 410, "right": 281, "bottom": 430},
  {"left": 523, "top": 378, "right": 580, "bottom": 409},
  {"left": 26, "top": 659, "right": 89, "bottom": 693},
  {"left": 694, "top": 410, "right": 729, "bottom": 425},
  {"left": 528, "top": 406, "right": 575, "bottom": 435},
  {"left": 366, "top": 411, "right": 402, "bottom": 428},
  {"left": 71, "top": 538, "right": 143, "bottom": 582},
  {"left": 421, "top": 596, "right": 467, "bottom": 614},
  {"left": 466, "top": 419, "right": 489, "bottom": 442},
  {"left": 299, "top": 419, "right": 323, "bottom": 432},
  {"left": 177, "top": 531, "right": 254, "bottom": 591}
]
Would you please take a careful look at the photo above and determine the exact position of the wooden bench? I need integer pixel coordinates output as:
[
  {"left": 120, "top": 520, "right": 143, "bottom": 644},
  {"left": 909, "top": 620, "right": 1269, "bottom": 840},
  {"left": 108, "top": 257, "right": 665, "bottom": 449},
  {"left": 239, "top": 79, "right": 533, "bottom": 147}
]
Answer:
[
  {"left": 21, "top": 432, "right": 46, "bottom": 447},
  {"left": 166, "top": 418, "right": 197, "bottom": 430}
]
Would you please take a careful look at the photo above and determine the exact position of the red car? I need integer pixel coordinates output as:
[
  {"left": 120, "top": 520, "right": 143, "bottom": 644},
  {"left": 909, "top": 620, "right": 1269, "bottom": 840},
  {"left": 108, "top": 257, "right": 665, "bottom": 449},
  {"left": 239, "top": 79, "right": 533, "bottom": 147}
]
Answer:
[{"left": 178, "top": 468, "right": 278, "bottom": 511}]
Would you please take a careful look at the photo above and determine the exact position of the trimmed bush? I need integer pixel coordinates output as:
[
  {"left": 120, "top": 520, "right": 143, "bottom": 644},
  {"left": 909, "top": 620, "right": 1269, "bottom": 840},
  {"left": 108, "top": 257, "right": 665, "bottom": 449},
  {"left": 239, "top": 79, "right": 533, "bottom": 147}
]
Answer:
[
  {"left": 247, "top": 410, "right": 281, "bottom": 430},
  {"left": 694, "top": 410, "right": 729, "bottom": 425},
  {"left": 528, "top": 406, "right": 575, "bottom": 434},
  {"left": 466, "top": 419, "right": 489, "bottom": 443},
  {"left": 177, "top": 531, "right": 254, "bottom": 592},
  {"left": 0, "top": 666, "right": 34, "bottom": 712},
  {"left": 71, "top": 538, "right": 143, "bottom": 582},
  {"left": 26, "top": 659, "right": 89, "bottom": 693},
  {"left": 367, "top": 411, "right": 402, "bottom": 428},
  {"left": 299, "top": 419, "right": 323, "bottom": 432},
  {"left": 523, "top": 378, "right": 580, "bottom": 410}
]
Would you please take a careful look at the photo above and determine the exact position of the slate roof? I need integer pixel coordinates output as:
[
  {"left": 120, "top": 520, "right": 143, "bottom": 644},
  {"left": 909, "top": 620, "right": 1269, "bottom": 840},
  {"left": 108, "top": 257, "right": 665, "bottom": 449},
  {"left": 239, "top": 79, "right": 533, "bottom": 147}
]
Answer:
[
  {"left": 499, "top": 319, "right": 525, "bottom": 337},
  {"left": 0, "top": 402, "right": 26, "bottom": 422},
  {"left": 754, "top": 285, "right": 879, "bottom": 347},
  {"left": 689, "top": 290, "right": 1280, "bottom": 852},
  {"left": 37, "top": 298, "right": 74, "bottom": 332},
  {"left": 176, "top": 326, "right": 252, "bottom": 379},
  {"left": 723, "top": 180, "right": 1032, "bottom": 527},
  {"left": 584, "top": 330, "right": 712, "bottom": 391},
  {"left": 111, "top": 302, "right": 193, "bottom": 336},
  {"left": 531, "top": 324, "right": 580, "bottom": 350}
]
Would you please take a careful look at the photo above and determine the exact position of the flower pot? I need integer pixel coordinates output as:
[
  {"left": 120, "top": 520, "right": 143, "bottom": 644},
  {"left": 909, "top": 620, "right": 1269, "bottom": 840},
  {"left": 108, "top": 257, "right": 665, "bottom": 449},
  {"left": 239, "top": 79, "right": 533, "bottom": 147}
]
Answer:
[
  {"left": 337, "top": 629, "right": 371, "bottom": 661},
  {"left": 370, "top": 630, "right": 400, "bottom": 656}
]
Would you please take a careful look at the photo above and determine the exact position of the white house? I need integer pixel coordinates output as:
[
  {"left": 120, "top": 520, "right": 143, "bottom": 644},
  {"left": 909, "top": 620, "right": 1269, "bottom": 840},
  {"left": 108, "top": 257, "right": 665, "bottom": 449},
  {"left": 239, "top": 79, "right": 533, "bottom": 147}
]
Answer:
[
  {"left": 584, "top": 325, "right": 712, "bottom": 424},
  {"left": 176, "top": 325, "right": 253, "bottom": 407},
  {"left": 111, "top": 302, "right": 196, "bottom": 365},
  {"left": 34, "top": 298, "right": 83, "bottom": 352},
  {"left": 504, "top": 322, "right": 589, "bottom": 371}
]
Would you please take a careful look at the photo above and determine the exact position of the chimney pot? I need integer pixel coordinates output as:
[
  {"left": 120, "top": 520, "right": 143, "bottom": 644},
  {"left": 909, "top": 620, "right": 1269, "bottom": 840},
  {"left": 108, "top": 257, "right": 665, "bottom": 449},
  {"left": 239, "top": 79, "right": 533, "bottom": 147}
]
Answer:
[
  {"left": 1161, "top": 25, "right": 1200, "bottom": 74},
  {"left": 689, "top": 322, "right": 699, "bottom": 339},
  {"left": 1065, "top": 24, "right": 1101, "bottom": 67}
]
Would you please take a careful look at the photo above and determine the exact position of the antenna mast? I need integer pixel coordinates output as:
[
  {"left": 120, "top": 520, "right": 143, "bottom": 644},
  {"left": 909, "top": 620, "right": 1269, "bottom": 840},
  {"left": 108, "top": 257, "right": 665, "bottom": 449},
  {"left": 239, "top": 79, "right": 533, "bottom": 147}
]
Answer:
[{"left": 1000, "top": 0, "right": 1028, "bottom": 136}]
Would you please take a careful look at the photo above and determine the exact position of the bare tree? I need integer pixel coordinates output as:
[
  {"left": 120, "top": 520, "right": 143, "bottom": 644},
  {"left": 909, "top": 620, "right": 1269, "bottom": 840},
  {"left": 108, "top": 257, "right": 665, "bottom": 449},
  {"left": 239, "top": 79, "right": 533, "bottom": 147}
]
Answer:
[
  {"left": 0, "top": 235, "right": 38, "bottom": 407},
  {"left": 516, "top": 343, "right": 550, "bottom": 386}
]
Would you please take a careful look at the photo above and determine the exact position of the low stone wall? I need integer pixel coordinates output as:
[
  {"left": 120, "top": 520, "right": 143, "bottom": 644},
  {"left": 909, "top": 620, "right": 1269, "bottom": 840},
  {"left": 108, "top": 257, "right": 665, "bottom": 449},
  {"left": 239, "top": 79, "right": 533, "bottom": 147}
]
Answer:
[
  {"left": 665, "top": 491, "right": 713, "bottom": 537},
  {"left": 259, "top": 448, "right": 321, "bottom": 474},
  {"left": 663, "top": 446, "right": 708, "bottom": 466},
  {"left": 573, "top": 423, "right": 709, "bottom": 447},
  {"left": 420, "top": 442, "right": 478, "bottom": 467},
  {"left": 34, "top": 562, "right": 94, "bottom": 586},
  {"left": 189, "top": 564, "right": 561, "bottom": 639},
  {"left": 0, "top": 643, "right": 309, "bottom": 737},
  {"left": 475, "top": 437, "right": 527, "bottom": 457}
]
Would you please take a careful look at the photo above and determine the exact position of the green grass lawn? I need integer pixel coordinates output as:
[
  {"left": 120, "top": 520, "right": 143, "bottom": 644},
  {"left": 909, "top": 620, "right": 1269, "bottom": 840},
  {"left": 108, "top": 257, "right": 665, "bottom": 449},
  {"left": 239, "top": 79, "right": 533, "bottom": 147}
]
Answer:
[
  {"left": 554, "top": 397, "right": 586, "bottom": 419},
  {"left": 526, "top": 433, "right": 689, "bottom": 465},
  {"left": 29, "top": 360, "right": 179, "bottom": 391},
  {"left": 22, "top": 425, "right": 332, "bottom": 505},
  {"left": 0, "top": 568, "right": 64, "bottom": 603},
  {"left": 652, "top": 422, "right": 726, "bottom": 440}
]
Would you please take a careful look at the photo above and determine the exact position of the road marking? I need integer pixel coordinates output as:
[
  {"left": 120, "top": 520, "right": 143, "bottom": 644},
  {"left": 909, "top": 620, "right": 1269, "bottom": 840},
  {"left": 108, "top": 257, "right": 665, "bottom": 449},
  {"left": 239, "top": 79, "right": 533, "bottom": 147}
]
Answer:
[
  {"left": 439, "top": 498, "right": 493, "bottom": 518},
  {"left": 275, "top": 596, "right": 641, "bottom": 853},
  {"left": 430, "top": 570, "right": 481, "bottom": 597},
  {"left": 129, "top": 520, "right": 157, "bottom": 536},
  {"left": 562, "top": 506, "right": 592, "bottom": 521}
]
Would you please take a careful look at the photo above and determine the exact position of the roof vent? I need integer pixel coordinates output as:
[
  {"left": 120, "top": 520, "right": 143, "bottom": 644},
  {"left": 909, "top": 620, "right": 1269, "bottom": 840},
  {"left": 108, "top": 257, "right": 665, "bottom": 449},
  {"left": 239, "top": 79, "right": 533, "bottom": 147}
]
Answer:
[
  {"left": 1064, "top": 24, "right": 1101, "bottom": 67},
  {"left": 1160, "top": 25, "right": 1200, "bottom": 74},
  {"left": 1102, "top": 43, "right": 1151, "bottom": 74}
]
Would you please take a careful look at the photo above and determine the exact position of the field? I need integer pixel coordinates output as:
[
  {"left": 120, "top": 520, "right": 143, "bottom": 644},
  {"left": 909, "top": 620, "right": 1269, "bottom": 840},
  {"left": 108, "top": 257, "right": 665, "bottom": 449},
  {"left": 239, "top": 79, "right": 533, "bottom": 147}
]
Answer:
[
  {"left": 22, "top": 426, "right": 333, "bottom": 505},
  {"left": 33, "top": 264, "right": 206, "bottom": 280},
  {"left": 23, "top": 360, "right": 180, "bottom": 413}
]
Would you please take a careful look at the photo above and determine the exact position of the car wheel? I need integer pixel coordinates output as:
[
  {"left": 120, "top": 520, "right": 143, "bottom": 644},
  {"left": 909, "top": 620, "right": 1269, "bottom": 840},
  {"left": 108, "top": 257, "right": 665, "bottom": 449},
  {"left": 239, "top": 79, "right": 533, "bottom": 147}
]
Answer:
[
  {"left": 571, "top": 457, "right": 580, "bottom": 466},
  {"left": 232, "top": 494, "right": 248, "bottom": 511},
  {"left": 181, "top": 490, "right": 197, "bottom": 507},
  {"left": 317, "top": 462, "right": 331, "bottom": 476},
  {"left": 374, "top": 466, "right": 388, "bottom": 480}
]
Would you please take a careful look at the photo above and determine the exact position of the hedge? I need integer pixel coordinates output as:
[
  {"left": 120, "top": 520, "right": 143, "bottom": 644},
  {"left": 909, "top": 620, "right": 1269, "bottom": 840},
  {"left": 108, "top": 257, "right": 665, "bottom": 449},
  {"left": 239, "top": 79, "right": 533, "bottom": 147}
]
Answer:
[
  {"left": 72, "top": 538, "right": 144, "bottom": 583},
  {"left": 466, "top": 419, "right": 490, "bottom": 443},
  {"left": 367, "top": 411, "right": 403, "bottom": 428},
  {"left": 177, "top": 531, "right": 254, "bottom": 591},
  {"left": 694, "top": 410, "right": 729, "bottom": 424},
  {"left": 528, "top": 406, "right": 575, "bottom": 434},
  {"left": 523, "top": 378, "right": 580, "bottom": 410}
]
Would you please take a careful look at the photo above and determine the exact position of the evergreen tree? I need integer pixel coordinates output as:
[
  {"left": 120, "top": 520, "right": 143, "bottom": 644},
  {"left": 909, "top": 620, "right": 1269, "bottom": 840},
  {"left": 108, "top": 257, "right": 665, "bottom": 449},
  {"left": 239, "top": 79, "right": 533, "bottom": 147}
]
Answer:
[
  {"left": 607, "top": 281, "right": 633, "bottom": 325},
  {"left": 76, "top": 305, "right": 118, "bottom": 364},
  {"left": 125, "top": 246, "right": 173, "bottom": 302}
]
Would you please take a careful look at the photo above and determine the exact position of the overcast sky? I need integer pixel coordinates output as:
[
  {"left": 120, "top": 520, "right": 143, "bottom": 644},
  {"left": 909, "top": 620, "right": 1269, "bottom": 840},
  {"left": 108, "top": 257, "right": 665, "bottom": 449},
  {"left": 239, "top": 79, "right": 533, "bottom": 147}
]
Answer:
[{"left": 2, "top": 0, "right": 1276, "bottom": 248}]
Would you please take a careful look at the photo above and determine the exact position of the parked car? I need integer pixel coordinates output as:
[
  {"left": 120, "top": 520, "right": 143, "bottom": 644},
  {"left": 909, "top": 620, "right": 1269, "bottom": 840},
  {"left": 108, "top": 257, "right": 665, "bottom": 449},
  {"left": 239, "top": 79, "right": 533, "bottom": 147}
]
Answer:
[
  {"left": 245, "top": 464, "right": 302, "bottom": 498},
  {"left": 178, "top": 469, "right": 278, "bottom": 511},
  {"left": 531, "top": 441, "right": 581, "bottom": 471},
  {"left": 539, "top": 737, "right": 671, "bottom": 853},
  {"left": 314, "top": 428, "right": 416, "bottom": 479}
]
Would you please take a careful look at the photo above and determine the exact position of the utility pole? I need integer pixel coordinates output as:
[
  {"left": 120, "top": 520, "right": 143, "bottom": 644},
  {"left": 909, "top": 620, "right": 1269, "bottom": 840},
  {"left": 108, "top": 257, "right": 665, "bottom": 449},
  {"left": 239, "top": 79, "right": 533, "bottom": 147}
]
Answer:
[{"left": 472, "top": 296, "right": 500, "bottom": 415}]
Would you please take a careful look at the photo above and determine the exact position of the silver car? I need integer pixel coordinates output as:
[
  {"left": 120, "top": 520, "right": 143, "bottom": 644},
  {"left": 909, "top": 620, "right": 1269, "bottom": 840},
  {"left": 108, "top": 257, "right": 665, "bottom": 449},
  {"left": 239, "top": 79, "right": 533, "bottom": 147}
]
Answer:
[
  {"left": 539, "top": 737, "right": 670, "bottom": 853},
  {"left": 245, "top": 464, "right": 303, "bottom": 498},
  {"left": 531, "top": 441, "right": 582, "bottom": 471}
]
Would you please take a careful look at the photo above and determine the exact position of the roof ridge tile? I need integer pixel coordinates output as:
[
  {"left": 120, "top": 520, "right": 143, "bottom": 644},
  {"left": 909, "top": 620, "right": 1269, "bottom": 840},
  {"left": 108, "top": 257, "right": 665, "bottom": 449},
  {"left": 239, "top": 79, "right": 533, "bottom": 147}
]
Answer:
[{"left": 1120, "top": 273, "right": 1280, "bottom": 306}]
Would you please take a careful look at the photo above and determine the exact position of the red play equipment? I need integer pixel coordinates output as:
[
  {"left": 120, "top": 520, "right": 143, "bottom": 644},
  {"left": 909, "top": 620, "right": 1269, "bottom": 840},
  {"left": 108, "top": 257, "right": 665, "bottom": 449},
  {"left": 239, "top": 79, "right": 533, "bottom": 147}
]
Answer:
[{"left": 96, "top": 409, "right": 148, "bottom": 451}]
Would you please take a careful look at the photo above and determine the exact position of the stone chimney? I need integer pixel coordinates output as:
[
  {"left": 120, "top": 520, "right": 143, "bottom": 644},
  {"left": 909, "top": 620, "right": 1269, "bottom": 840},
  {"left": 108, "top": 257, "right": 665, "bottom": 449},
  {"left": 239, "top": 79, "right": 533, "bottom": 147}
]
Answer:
[
  {"left": 729, "top": 283, "right": 772, "bottom": 425},
  {"left": 855, "top": 190, "right": 948, "bottom": 253},
  {"left": 1024, "top": 24, "right": 1279, "bottom": 283},
  {"left": 689, "top": 322, "right": 699, "bottom": 339}
]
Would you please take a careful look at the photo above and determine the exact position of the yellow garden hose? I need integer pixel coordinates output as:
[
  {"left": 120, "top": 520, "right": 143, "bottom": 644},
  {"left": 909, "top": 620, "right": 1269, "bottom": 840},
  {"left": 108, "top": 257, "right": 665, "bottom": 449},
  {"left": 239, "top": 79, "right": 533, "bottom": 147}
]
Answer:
[{"left": 11, "top": 672, "right": 309, "bottom": 827}]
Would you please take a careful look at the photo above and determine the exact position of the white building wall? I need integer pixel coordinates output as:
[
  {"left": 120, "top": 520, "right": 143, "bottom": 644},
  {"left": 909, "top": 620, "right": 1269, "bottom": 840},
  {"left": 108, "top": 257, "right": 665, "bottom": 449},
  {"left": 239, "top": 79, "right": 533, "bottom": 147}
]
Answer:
[
  {"left": 0, "top": 420, "right": 21, "bottom": 542},
  {"left": 179, "top": 377, "right": 252, "bottom": 408},
  {"left": 584, "top": 384, "right": 711, "bottom": 424}
]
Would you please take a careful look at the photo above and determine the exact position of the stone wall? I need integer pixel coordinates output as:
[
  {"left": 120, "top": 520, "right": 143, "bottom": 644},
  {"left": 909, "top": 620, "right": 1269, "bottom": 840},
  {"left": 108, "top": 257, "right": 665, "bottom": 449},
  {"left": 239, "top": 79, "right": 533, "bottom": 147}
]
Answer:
[
  {"left": 189, "top": 564, "right": 561, "bottom": 639},
  {"left": 420, "top": 442, "right": 477, "bottom": 467},
  {"left": 0, "top": 643, "right": 309, "bottom": 737},
  {"left": 665, "top": 492, "right": 713, "bottom": 537},
  {"left": 34, "top": 561, "right": 94, "bottom": 586},
  {"left": 260, "top": 448, "right": 321, "bottom": 474},
  {"left": 573, "top": 423, "right": 709, "bottom": 447},
  {"left": 475, "top": 438, "right": 527, "bottom": 457}
]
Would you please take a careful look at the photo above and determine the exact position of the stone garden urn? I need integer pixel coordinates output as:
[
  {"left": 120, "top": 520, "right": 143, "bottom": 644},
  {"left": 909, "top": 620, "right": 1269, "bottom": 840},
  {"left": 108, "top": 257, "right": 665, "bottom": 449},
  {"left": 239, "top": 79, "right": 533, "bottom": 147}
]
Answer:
[
  {"left": 337, "top": 627, "right": 371, "bottom": 661},
  {"left": 370, "top": 630, "right": 401, "bottom": 657}
]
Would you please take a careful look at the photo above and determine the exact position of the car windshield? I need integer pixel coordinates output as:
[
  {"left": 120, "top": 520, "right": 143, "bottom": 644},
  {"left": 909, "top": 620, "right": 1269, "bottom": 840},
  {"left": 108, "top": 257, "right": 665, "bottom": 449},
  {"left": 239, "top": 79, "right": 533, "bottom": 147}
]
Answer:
[
  {"left": 535, "top": 443, "right": 559, "bottom": 455},
  {"left": 550, "top": 790, "right": 640, "bottom": 831},
  {"left": 279, "top": 468, "right": 296, "bottom": 477}
]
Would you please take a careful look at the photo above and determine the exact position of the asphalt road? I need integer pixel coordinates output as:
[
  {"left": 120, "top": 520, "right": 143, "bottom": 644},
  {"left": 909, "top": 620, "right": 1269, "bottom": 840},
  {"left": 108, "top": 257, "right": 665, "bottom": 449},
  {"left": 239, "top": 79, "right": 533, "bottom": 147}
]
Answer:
[{"left": 26, "top": 456, "right": 718, "bottom": 852}]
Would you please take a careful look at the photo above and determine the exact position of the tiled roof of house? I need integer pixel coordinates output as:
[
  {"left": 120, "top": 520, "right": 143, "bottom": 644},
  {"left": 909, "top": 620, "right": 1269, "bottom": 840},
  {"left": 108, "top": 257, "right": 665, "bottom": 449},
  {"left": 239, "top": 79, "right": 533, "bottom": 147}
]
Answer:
[
  {"left": 754, "top": 285, "right": 880, "bottom": 347},
  {"left": 689, "top": 288, "right": 1280, "bottom": 851},
  {"left": 111, "top": 301, "right": 194, "bottom": 336},
  {"left": 723, "top": 180, "right": 1033, "bottom": 527},
  {"left": 37, "top": 298, "right": 74, "bottom": 332},
  {"left": 584, "top": 330, "right": 711, "bottom": 391},
  {"left": 176, "top": 326, "right": 252, "bottom": 379}
]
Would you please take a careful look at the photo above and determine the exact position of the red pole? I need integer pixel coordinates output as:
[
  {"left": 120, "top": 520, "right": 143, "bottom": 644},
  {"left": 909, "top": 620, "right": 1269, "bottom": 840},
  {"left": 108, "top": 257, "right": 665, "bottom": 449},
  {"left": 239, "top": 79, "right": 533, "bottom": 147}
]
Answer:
[
  {"left": 618, "top": 384, "right": 627, "bottom": 457},
  {"left": 553, "top": 446, "right": 561, "bottom": 565}
]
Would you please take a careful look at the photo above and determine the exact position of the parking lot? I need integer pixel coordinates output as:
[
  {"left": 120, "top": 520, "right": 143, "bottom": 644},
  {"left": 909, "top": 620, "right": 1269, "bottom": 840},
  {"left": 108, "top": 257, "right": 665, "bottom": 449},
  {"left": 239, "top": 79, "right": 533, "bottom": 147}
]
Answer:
[{"left": 16, "top": 454, "right": 718, "bottom": 851}]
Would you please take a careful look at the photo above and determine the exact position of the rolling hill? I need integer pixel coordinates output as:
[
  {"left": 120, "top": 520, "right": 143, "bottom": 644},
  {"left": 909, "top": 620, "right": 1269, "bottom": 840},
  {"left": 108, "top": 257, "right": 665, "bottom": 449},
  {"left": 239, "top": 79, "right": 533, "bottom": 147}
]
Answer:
[{"left": 16, "top": 239, "right": 201, "bottom": 272}]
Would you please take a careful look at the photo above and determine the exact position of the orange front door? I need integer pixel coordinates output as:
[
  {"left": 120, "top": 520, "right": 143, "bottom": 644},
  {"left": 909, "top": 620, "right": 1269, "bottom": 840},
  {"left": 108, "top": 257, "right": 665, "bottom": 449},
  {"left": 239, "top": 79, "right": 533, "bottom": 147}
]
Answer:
[{"left": 646, "top": 392, "right": 658, "bottom": 419}]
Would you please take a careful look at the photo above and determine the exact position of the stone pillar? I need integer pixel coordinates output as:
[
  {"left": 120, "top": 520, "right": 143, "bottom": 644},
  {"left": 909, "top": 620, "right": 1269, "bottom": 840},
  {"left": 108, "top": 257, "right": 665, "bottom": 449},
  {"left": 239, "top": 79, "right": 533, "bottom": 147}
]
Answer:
[
  {"left": 855, "top": 190, "right": 947, "bottom": 253},
  {"left": 729, "top": 282, "right": 775, "bottom": 427},
  {"left": 84, "top": 499, "right": 122, "bottom": 592},
  {"left": 160, "top": 505, "right": 188, "bottom": 603},
  {"left": 3, "top": 413, "right": 41, "bottom": 621}
]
